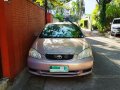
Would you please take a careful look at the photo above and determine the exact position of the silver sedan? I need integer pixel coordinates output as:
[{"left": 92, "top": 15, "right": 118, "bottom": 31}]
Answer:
[{"left": 28, "top": 22, "right": 94, "bottom": 77}]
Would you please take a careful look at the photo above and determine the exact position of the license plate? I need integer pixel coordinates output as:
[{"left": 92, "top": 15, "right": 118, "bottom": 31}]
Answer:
[{"left": 50, "top": 66, "right": 69, "bottom": 72}]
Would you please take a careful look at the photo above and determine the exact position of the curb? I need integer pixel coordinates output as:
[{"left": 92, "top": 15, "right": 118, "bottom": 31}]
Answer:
[
  {"left": 8, "top": 68, "right": 32, "bottom": 90},
  {"left": 0, "top": 78, "right": 9, "bottom": 90}
]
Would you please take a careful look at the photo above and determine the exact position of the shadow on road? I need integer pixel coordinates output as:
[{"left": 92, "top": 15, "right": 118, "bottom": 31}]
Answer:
[{"left": 86, "top": 37, "right": 120, "bottom": 62}]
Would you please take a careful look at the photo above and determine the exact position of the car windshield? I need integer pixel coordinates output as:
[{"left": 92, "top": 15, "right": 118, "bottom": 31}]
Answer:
[
  {"left": 40, "top": 24, "right": 84, "bottom": 38},
  {"left": 113, "top": 19, "right": 120, "bottom": 24}
]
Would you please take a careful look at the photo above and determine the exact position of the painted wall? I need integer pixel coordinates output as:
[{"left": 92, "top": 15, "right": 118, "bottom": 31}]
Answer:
[
  {"left": 0, "top": 0, "right": 45, "bottom": 79},
  {"left": 47, "top": 13, "right": 53, "bottom": 23}
]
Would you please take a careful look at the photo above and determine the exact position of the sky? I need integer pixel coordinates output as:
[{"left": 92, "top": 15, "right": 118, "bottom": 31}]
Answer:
[{"left": 84, "top": 0, "right": 97, "bottom": 14}]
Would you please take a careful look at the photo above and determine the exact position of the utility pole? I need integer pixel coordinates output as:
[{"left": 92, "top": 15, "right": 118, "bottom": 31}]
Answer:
[{"left": 45, "top": 0, "right": 47, "bottom": 24}]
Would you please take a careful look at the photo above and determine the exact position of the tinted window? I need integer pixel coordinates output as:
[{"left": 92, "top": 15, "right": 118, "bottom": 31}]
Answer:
[
  {"left": 113, "top": 19, "right": 120, "bottom": 24},
  {"left": 40, "top": 24, "right": 84, "bottom": 38}
]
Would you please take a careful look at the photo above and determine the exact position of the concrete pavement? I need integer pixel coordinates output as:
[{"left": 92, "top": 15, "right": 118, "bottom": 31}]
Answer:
[
  {"left": 83, "top": 29, "right": 120, "bottom": 66},
  {"left": 10, "top": 52, "right": 120, "bottom": 90},
  {"left": 0, "top": 78, "right": 9, "bottom": 90},
  {"left": 86, "top": 36, "right": 120, "bottom": 67}
]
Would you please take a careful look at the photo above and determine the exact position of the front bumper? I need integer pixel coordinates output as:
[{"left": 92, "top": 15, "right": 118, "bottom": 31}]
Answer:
[
  {"left": 111, "top": 29, "right": 120, "bottom": 34},
  {"left": 28, "top": 57, "right": 94, "bottom": 77}
]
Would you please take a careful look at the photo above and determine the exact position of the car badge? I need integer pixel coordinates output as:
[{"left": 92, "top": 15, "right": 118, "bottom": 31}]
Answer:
[{"left": 56, "top": 55, "right": 62, "bottom": 59}]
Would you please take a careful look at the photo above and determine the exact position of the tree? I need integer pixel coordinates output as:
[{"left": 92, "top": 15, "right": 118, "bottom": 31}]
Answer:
[
  {"left": 96, "top": 0, "right": 112, "bottom": 32},
  {"left": 35, "top": 0, "right": 70, "bottom": 8},
  {"left": 105, "top": 0, "right": 120, "bottom": 28},
  {"left": 34, "top": 0, "right": 70, "bottom": 23},
  {"left": 96, "top": 0, "right": 111, "bottom": 5},
  {"left": 106, "top": 2, "right": 120, "bottom": 18},
  {"left": 70, "top": 0, "right": 85, "bottom": 20},
  {"left": 35, "top": 0, "right": 84, "bottom": 22},
  {"left": 92, "top": 0, "right": 120, "bottom": 32},
  {"left": 91, "top": 5, "right": 99, "bottom": 26}
]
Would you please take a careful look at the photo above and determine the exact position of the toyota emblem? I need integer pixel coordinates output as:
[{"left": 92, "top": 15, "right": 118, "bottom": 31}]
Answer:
[{"left": 56, "top": 55, "right": 62, "bottom": 59}]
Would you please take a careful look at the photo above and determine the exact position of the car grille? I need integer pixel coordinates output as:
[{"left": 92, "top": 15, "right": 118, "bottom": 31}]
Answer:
[
  {"left": 113, "top": 27, "right": 120, "bottom": 29},
  {"left": 116, "top": 27, "right": 120, "bottom": 29},
  {"left": 45, "top": 54, "right": 73, "bottom": 60}
]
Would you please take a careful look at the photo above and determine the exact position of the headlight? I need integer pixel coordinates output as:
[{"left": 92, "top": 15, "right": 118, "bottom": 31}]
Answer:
[
  {"left": 78, "top": 48, "right": 93, "bottom": 59},
  {"left": 29, "top": 48, "right": 41, "bottom": 59}
]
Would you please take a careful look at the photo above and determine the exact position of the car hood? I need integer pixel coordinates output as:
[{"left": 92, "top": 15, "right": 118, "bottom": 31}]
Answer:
[
  {"left": 112, "top": 24, "right": 120, "bottom": 28},
  {"left": 32, "top": 38, "right": 89, "bottom": 54}
]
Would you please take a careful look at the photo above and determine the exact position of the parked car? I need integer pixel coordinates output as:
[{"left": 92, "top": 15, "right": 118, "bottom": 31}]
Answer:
[
  {"left": 111, "top": 18, "right": 120, "bottom": 36},
  {"left": 27, "top": 22, "right": 94, "bottom": 77}
]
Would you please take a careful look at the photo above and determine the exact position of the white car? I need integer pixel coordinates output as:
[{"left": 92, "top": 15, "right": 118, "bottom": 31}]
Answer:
[{"left": 111, "top": 18, "right": 120, "bottom": 36}]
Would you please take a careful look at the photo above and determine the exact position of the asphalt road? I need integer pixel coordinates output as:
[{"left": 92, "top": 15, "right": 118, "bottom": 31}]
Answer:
[{"left": 21, "top": 51, "right": 120, "bottom": 90}]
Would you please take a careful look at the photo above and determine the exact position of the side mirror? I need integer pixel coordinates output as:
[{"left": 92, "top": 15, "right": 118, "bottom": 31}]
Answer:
[{"left": 110, "top": 22, "right": 112, "bottom": 25}]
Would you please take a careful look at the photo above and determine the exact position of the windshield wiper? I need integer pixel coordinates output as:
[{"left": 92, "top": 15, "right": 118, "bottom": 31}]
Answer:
[
  {"left": 64, "top": 17, "right": 84, "bottom": 38},
  {"left": 64, "top": 17, "right": 79, "bottom": 28}
]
